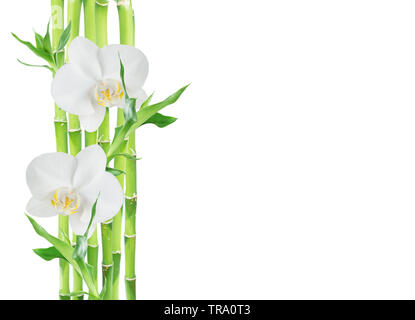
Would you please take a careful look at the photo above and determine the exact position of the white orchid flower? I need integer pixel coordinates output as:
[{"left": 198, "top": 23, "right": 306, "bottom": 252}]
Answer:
[
  {"left": 51, "top": 36, "right": 148, "bottom": 132},
  {"left": 25, "top": 145, "right": 124, "bottom": 236}
]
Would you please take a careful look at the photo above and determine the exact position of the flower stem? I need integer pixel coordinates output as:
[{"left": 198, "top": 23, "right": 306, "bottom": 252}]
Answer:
[
  {"left": 96, "top": 0, "right": 113, "bottom": 300},
  {"left": 111, "top": 0, "right": 134, "bottom": 300},
  {"left": 83, "top": 0, "right": 99, "bottom": 299},
  {"left": 51, "top": 0, "right": 70, "bottom": 301},
  {"left": 67, "top": 0, "right": 83, "bottom": 300}
]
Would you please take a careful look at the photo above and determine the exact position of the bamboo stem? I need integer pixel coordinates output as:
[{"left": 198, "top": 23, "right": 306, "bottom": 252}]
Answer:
[
  {"left": 67, "top": 0, "right": 83, "bottom": 300},
  {"left": 83, "top": 0, "right": 99, "bottom": 298},
  {"left": 96, "top": 2, "right": 110, "bottom": 154},
  {"left": 111, "top": 0, "right": 135, "bottom": 300},
  {"left": 96, "top": 0, "right": 113, "bottom": 300},
  {"left": 125, "top": 133, "right": 137, "bottom": 300},
  {"left": 126, "top": 5, "right": 137, "bottom": 299},
  {"left": 111, "top": 111, "right": 125, "bottom": 300},
  {"left": 51, "top": 0, "right": 71, "bottom": 301},
  {"left": 118, "top": 0, "right": 138, "bottom": 300}
]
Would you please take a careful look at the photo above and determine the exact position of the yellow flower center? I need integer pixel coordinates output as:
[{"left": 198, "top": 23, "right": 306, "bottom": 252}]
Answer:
[
  {"left": 50, "top": 187, "right": 80, "bottom": 216},
  {"left": 95, "top": 79, "right": 125, "bottom": 107}
]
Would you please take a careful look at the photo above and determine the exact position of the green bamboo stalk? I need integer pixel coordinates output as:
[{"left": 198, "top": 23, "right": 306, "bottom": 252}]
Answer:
[
  {"left": 51, "top": 0, "right": 71, "bottom": 301},
  {"left": 83, "top": 0, "right": 99, "bottom": 298},
  {"left": 125, "top": 132, "right": 137, "bottom": 300},
  {"left": 96, "top": 0, "right": 113, "bottom": 300},
  {"left": 118, "top": 0, "right": 138, "bottom": 300},
  {"left": 111, "top": 0, "right": 134, "bottom": 300},
  {"left": 96, "top": 2, "right": 110, "bottom": 155},
  {"left": 67, "top": 0, "right": 83, "bottom": 300},
  {"left": 111, "top": 110, "right": 125, "bottom": 300}
]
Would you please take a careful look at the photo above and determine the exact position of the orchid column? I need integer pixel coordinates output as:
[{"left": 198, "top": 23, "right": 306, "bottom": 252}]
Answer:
[{"left": 51, "top": 0, "right": 70, "bottom": 301}]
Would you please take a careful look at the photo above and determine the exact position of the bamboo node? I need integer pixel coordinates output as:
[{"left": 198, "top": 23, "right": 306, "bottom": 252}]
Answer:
[
  {"left": 88, "top": 244, "right": 98, "bottom": 248},
  {"left": 102, "top": 263, "right": 113, "bottom": 270},
  {"left": 125, "top": 277, "right": 136, "bottom": 281},
  {"left": 102, "top": 219, "right": 113, "bottom": 225},
  {"left": 96, "top": 0, "right": 109, "bottom": 6},
  {"left": 68, "top": 128, "right": 81, "bottom": 133},
  {"left": 112, "top": 250, "right": 121, "bottom": 254},
  {"left": 117, "top": 0, "right": 131, "bottom": 7},
  {"left": 125, "top": 194, "right": 138, "bottom": 200},
  {"left": 124, "top": 233, "right": 136, "bottom": 238},
  {"left": 59, "top": 292, "right": 71, "bottom": 297},
  {"left": 54, "top": 120, "right": 67, "bottom": 123}
]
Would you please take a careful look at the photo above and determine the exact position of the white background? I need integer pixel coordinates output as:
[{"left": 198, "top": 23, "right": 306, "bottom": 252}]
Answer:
[{"left": 1, "top": 0, "right": 415, "bottom": 300}]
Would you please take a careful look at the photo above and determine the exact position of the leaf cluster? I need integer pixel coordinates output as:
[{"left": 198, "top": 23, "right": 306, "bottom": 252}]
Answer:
[{"left": 12, "top": 21, "right": 72, "bottom": 74}]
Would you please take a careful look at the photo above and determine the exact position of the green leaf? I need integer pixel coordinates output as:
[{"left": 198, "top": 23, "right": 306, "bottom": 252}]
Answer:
[
  {"left": 124, "top": 98, "right": 138, "bottom": 123},
  {"left": 57, "top": 21, "right": 72, "bottom": 52},
  {"left": 106, "top": 167, "right": 125, "bottom": 176},
  {"left": 72, "top": 235, "right": 88, "bottom": 260},
  {"left": 126, "top": 84, "right": 190, "bottom": 136},
  {"left": 75, "top": 258, "right": 100, "bottom": 299},
  {"left": 60, "top": 229, "right": 71, "bottom": 245},
  {"left": 26, "top": 214, "right": 81, "bottom": 274},
  {"left": 119, "top": 54, "right": 129, "bottom": 99},
  {"left": 105, "top": 57, "right": 140, "bottom": 161},
  {"left": 143, "top": 112, "right": 178, "bottom": 128},
  {"left": 106, "top": 86, "right": 189, "bottom": 161},
  {"left": 113, "top": 153, "right": 141, "bottom": 161},
  {"left": 119, "top": 57, "right": 137, "bottom": 122},
  {"left": 26, "top": 214, "right": 101, "bottom": 298},
  {"left": 85, "top": 263, "right": 96, "bottom": 281},
  {"left": 85, "top": 196, "right": 99, "bottom": 237},
  {"left": 43, "top": 21, "right": 52, "bottom": 54},
  {"left": 33, "top": 246, "right": 66, "bottom": 261},
  {"left": 34, "top": 32, "right": 44, "bottom": 50},
  {"left": 17, "top": 59, "right": 54, "bottom": 72},
  {"left": 107, "top": 122, "right": 132, "bottom": 163},
  {"left": 11, "top": 33, "right": 54, "bottom": 65},
  {"left": 140, "top": 93, "right": 154, "bottom": 109},
  {"left": 72, "top": 196, "right": 99, "bottom": 260}
]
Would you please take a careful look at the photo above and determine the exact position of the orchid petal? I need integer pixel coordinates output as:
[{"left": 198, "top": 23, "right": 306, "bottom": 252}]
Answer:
[
  {"left": 68, "top": 37, "right": 102, "bottom": 81},
  {"left": 51, "top": 63, "right": 96, "bottom": 116},
  {"left": 26, "top": 197, "right": 57, "bottom": 218},
  {"left": 69, "top": 210, "right": 89, "bottom": 236},
  {"left": 134, "top": 88, "right": 148, "bottom": 110},
  {"left": 26, "top": 152, "right": 75, "bottom": 199},
  {"left": 78, "top": 106, "right": 106, "bottom": 132},
  {"left": 98, "top": 44, "right": 148, "bottom": 97},
  {"left": 79, "top": 172, "right": 123, "bottom": 224},
  {"left": 72, "top": 145, "right": 107, "bottom": 190}
]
